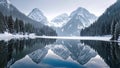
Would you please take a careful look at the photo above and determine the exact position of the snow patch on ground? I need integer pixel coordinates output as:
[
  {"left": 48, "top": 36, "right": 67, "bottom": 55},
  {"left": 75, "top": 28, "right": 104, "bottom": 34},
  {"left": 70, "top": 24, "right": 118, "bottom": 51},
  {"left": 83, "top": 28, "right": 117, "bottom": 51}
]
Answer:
[
  {"left": 0, "top": 32, "right": 36, "bottom": 41},
  {"left": 0, "top": 32, "right": 112, "bottom": 41}
]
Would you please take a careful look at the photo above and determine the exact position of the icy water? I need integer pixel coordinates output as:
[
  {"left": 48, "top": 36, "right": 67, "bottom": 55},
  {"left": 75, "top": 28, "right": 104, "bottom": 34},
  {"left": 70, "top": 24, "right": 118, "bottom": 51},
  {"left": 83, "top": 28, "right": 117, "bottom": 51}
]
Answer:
[{"left": 0, "top": 38, "right": 120, "bottom": 68}]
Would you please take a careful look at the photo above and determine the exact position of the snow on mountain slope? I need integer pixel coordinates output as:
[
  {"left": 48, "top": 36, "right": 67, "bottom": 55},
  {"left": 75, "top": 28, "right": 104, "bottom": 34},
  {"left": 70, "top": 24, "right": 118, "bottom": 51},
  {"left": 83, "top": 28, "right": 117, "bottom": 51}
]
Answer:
[
  {"left": 0, "top": 0, "right": 11, "bottom": 8},
  {"left": 28, "top": 8, "right": 48, "bottom": 25},
  {"left": 56, "top": 7, "right": 97, "bottom": 36},
  {"left": 70, "top": 7, "right": 97, "bottom": 27},
  {"left": 48, "top": 13, "right": 70, "bottom": 28},
  {"left": 51, "top": 13, "right": 69, "bottom": 23},
  {"left": 0, "top": 0, "right": 10, "bottom": 4}
]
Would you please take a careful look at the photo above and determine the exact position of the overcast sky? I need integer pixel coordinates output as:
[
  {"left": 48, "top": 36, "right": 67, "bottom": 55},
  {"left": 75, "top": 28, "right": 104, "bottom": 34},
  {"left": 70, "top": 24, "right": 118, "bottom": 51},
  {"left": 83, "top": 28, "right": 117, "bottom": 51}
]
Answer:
[{"left": 10, "top": 0, "right": 116, "bottom": 21}]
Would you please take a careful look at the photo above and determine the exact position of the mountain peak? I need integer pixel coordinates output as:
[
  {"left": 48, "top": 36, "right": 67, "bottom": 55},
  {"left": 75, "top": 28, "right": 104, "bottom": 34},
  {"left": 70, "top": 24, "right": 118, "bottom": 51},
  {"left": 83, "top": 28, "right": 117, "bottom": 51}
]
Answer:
[
  {"left": 76, "top": 7, "right": 87, "bottom": 11},
  {"left": 0, "top": 0, "right": 11, "bottom": 8},
  {"left": 51, "top": 13, "right": 69, "bottom": 22},
  {"left": 30, "top": 8, "right": 44, "bottom": 16},
  {"left": 59, "top": 13, "right": 68, "bottom": 17},
  {"left": 70, "top": 7, "right": 96, "bottom": 19},
  {"left": 0, "top": 0, "right": 11, "bottom": 4},
  {"left": 70, "top": 7, "right": 90, "bottom": 17},
  {"left": 49, "top": 13, "right": 69, "bottom": 27},
  {"left": 32, "top": 8, "right": 41, "bottom": 12},
  {"left": 28, "top": 8, "right": 48, "bottom": 24}
]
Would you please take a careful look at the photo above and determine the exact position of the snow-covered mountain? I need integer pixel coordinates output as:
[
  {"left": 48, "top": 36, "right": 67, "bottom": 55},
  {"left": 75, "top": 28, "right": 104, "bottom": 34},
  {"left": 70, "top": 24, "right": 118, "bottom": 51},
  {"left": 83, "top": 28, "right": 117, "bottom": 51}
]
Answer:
[
  {"left": 48, "top": 13, "right": 70, "bottom": 28},
  {"left": 25, "top": 6, "right": 97, "bottom": 36},
  {"left": 70, "top": 7, "right": 97, "bottom": 27},
  {"left": 56, "top": 7, "right": 97, "bottom": 36},
  {"left": 0, "top": 0, "right": 11, "bottom": 8},
  {"left": 28, "top": 8, "right": 48, "bottom": 25},
  {"left": 51, "top": 13, "right": 69, "bottom": 23}
]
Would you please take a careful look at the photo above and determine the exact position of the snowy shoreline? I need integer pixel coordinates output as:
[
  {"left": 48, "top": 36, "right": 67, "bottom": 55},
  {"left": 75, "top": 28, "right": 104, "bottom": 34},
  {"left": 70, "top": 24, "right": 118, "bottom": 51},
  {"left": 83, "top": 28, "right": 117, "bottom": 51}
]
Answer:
[
  {"left": 0, "top": 32, "right": 36, "bottom": 41},
  {"left": 0, "top": 32, "right": 112, "bottom": 42}
]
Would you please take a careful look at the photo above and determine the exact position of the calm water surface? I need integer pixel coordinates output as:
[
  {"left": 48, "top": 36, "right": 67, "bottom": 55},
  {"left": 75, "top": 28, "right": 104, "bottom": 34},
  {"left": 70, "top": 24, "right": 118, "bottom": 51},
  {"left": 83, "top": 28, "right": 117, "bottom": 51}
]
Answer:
[{"left": 0, "top": 38, "right": 120, "bottom": 68}]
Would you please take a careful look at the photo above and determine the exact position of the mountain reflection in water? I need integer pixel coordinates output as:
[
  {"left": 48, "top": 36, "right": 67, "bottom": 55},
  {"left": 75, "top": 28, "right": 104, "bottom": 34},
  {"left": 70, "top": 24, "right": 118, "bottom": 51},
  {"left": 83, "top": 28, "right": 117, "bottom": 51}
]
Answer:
[{"left": 0, "top": 38, "right": 119, "bottom": 68}]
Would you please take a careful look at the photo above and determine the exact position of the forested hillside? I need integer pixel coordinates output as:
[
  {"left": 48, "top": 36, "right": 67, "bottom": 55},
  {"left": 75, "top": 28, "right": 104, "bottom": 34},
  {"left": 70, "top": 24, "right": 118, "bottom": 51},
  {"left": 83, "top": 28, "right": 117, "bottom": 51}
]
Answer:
[
  {"left": 81, "top": 1, "right": 120, "bottom": 40},
  {"left": 0, "top": 12, "right": 57, "bottom": 36}
]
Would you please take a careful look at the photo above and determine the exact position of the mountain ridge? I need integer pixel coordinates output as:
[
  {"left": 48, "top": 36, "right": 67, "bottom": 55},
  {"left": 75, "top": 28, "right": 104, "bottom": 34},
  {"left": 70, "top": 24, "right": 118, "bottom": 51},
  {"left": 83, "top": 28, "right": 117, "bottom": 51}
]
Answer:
[
  {"left": 28, "top": 8, "right": 48, "bottom": 25},
  {"left": 55, "top": 7, "right": 97, "bottom": 36},
  {"left": 48, "top": 13, "right": 70, "bottom": 28}
]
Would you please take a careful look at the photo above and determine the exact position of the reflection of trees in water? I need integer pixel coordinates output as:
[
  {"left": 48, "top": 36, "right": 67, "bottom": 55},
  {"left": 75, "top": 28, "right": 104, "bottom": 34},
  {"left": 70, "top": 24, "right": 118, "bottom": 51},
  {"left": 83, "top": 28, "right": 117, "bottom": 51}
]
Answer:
[
  {"left": 0, "top": 38, "right": 56, "bottom": 68},
  {"left": 82, "top": 40, "right": 120, "bottom": 68}
]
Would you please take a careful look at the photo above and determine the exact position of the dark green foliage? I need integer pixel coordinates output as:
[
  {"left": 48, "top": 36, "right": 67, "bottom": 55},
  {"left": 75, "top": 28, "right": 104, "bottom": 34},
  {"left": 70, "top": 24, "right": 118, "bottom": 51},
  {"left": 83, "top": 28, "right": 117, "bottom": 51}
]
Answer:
[
  {"left": 7, "top": 16, "right": 14, "bottom": 33},
  {"left": 19, "top": 20, "right": 24, "bottom": 34},
  {"left": 111, "top": 20, "right": 117, "bottom": 35},
  {"left": 24, "top": 23, "right": 33, "bottom": 33},
  {"left": 0, "top": 12, "right": 5, "bottom": 33},
  {"left": 111, "top": 22, "right": 120, "bottom": 40},
  {"left": 39, "top": 26, "right": 57, "bottom": 36},
  {"left": 14, "top": 19, "right": 20, "bottom": 33}
]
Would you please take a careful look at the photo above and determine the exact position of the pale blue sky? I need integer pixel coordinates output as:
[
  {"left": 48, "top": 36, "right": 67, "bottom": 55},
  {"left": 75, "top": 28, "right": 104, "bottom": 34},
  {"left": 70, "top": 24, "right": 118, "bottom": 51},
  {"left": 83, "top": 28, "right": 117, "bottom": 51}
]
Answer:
[{"left": 10, "top": 0, "right": 116, "bottom": 21}]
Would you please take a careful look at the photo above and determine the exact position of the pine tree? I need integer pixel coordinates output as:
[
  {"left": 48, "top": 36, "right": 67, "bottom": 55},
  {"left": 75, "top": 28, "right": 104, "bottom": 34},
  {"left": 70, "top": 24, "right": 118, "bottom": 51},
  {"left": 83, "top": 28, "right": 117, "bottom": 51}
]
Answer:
[
  {"left": 0, "top": 12, "right": 5, "bottom": 33},
  {"left": 7, "top": 16, "right": 14, "bottom": 33},
  {"left": 19, "top": 20, "right": 24, "bottom": 34},
  {"left": 14, "top": 19, "right": 20, "bottom": 33},
  {"left": 3, "top": 16, "right": 9, "bottom": 31}
]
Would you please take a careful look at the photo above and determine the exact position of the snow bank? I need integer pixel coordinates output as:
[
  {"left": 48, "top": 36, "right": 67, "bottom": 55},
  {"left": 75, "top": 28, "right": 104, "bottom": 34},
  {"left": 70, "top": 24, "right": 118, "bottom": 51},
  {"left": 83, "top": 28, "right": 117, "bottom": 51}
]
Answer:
[
  {"left": 0, "top": 32, "right": 13, "bottom": 41},
  {"left": 0, "top": 32, "right": 112, "bottom": 41},
  {"left": 0, "top": 32, "right": 36, "bottom": 41}
]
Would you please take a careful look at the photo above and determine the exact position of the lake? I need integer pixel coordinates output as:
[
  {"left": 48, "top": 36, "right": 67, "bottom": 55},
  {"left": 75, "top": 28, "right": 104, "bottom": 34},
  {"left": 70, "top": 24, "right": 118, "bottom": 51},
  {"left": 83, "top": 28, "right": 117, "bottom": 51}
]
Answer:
[{"left": 0, "top": 38, "right": 120, "bottom": 68}]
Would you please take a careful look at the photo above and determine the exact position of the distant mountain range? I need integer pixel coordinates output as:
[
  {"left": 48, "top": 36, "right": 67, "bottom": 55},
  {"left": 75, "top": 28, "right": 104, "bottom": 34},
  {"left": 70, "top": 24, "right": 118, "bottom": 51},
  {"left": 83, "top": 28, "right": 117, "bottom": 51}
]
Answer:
[
  {"left": 51, "top": 7, "right": 97, "bottom": 36},
  {"left": 59, "top": 7, "right": 97, "bottom": 36},
  {"left": 48, "top": 13, "right": 70, "bottom": 28},
  {"left": 28, "top": 7, "right": 97, "bottom": 36}
]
